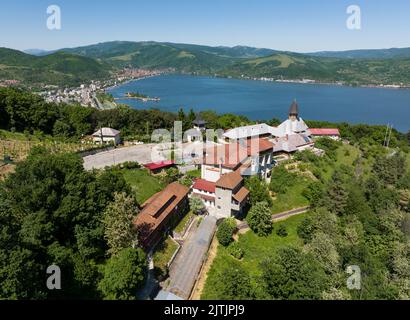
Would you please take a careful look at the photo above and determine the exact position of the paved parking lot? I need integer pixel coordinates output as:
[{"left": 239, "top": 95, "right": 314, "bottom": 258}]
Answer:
[
  {"left": 167, "top": 215, "right": 217, "bottom": 299},
  {"left": 83, "top": 144, "right": 158, "bottom": 170},
  {"left": 82, "top": 142, "right": 203, "bottom": 170}
]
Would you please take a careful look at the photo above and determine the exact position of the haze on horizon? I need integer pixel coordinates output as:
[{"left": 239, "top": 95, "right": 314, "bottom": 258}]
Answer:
[{"left": 1, "top": 0, "right": 409, "bottom": 53}]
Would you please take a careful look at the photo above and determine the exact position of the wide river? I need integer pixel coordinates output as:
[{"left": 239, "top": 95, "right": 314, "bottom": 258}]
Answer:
[{"left": 108, "top": 74, "right": 410, "bottom": 132}]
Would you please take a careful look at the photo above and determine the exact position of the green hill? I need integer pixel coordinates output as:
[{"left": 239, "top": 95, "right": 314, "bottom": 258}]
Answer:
[
  {"left": 61, "top": 41, "right": 250, "bottom": 72},
  {"left": 219, "top": 52, "right": 410, "bottom": 85},
  {"left": 0, "top": 48, "right": 112, "bottom": 87},
  {"left": 2, "top": 42, "right": 410, "bottom": 87},
  {"left": 308, "top": 47, "right": 410, "bottom": 59}
]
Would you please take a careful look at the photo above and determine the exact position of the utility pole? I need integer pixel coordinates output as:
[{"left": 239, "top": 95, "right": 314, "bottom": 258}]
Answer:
[
  {"left": 386, "top": 125, "right": 393, "bottom": 149},
  {"left": 383, "top": 124, "right": 390, "bottom": 147}
]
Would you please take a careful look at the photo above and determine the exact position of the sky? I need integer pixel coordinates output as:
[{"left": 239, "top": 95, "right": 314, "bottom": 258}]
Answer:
[{"left": 0, "top": 0, "right": 409, "bottom": 52}]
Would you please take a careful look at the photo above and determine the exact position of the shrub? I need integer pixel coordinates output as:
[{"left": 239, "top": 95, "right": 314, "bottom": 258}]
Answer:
[
  {"left": 228, "top": 242, "right": 244, "bottom": 260},
  {"left": 276, "top": 224, "right": 288, "bottom": 237},
  {"left": 217, "top": 218, "right": 237, "bottom": 246}
]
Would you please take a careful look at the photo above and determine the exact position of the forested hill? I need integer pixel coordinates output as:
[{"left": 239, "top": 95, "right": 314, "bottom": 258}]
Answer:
[
  {"left": 307, "top": 47, "right": 410, "bottom": 59},
  {"left": 2, "top": 42, "right": 410, "bottom": 87},
  {"left": 0, "top": 48, "right": 112, "bottom": 87},
  {"left": 219, "top": 52, "right": 410, "bottom": 86}
]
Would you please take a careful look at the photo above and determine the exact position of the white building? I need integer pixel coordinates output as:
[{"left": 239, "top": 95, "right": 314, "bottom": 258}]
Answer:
[{"left": 92, "top": 128, "right": 121, "bottom": 145}]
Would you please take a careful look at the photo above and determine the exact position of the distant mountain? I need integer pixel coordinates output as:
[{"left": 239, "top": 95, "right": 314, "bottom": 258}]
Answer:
[
  {"left": 307, "top": 47, "right": 410, "bottom": 59},
  {"left": 58, "top": 41, "right": 278, "bottom": 73},
  {"left": 2, "top": 41, "right": 410, "bottom": 87},
  {"left": 23, "top": 49, "right": 54, "bottom": 56},
  {"left": 220, "top": 52, "right": 410, "bottom": 85},
  {"left": 0, "top": 48, "right": 112, "bottom": 87}
]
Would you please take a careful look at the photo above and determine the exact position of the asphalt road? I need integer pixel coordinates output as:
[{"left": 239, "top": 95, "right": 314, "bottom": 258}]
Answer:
[{"left": 167, "top": 215, "right": 217, "bottom": 299}]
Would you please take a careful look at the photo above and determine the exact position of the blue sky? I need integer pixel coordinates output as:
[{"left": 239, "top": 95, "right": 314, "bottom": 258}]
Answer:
[{"left": 1, "top": 0, "right": 409, "bottom": 52}]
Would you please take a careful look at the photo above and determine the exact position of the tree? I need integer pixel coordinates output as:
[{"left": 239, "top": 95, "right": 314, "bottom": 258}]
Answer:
[
  {"left": 259, "top": 246, "right": 329, "bottom": 300},
  {"left": 245, "top": 176, "right": 273, "bottom": 207},
  {"left": 163, "top": 167, "right": 180, "bottom": 184},
  {"left": 246, "top": 202, "right": 272, "bottom": 237},
  {"left": 187, "top": 108, "right": 196, "bottom": 129},
  {"left": 323, "top": 170, "right": 349, "bottom": 215},
  {"left": 302, "top": 181, "right": 324, "bottom": 207},
  {"left": 372, "top": 153, "right": 406, "bottom": 186},
  {"left": 189, "top": 196, "right": 205, "bottom": 214},
  {"left": 98, "top": 248, "right": 146, "bottom": 300},
  {"left": 206, "top": 265, "right": 254, "bottom": 300},
  {"left": 0, "top": 149, "right": 131, "bottom": 299},
  {"left": 103, "top": 192, "right": 139, "bottom": 257},
  {"left": 216, "top": 218, "right": 236, "bottom": 246},
  {"left": 304, "top": 231, "right": 340, "bottom": 275}
]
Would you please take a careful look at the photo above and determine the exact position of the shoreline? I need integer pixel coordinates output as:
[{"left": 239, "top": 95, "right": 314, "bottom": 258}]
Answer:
[{"left": 110, "top": 72, "right": 410, "bottom": 91}]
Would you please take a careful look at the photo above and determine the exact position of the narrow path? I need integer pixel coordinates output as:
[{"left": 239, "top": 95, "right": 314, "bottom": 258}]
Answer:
[{"left": 237, "top": 206, "right": 310, "bottom": 230}]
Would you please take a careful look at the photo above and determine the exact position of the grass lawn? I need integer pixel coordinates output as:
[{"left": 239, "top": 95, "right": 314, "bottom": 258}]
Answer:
[
  {"left": 271, "top": 177, "right": 310, "bottom": 214},
  {"left": 201, "top": 214, "right": 306, "bottom": 299},
  {"left": 122, "top": 168, "right": 164, "bottom": 204},
  {"left": 153, "top": 237, "right": 179, "bottom": 278},
  {"left": 174, "top": 210, "right": 195, "bottom": 234},
  {"left": 186, "top": 169, "right": 201, "bottom": 179}
]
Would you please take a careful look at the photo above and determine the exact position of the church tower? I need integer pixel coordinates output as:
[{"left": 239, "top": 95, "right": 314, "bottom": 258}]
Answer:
[{"left": 289, "top": 99, "right": 299, "bottom": 121}]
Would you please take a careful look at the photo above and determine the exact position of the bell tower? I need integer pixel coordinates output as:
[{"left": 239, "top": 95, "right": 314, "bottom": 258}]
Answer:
[{"left": 289, "top": 99, "right": 299, "bottom": 121}]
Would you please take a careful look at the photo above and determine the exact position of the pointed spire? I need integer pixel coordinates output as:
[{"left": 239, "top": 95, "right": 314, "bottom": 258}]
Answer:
[{"left": 289, "top": 99, "right": 299, "bottom": 116}]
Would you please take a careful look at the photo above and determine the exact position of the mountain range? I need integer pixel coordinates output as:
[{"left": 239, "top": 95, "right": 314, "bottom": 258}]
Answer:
[{"left": 1, "top": 41, "right": 410, "bottom": 87}]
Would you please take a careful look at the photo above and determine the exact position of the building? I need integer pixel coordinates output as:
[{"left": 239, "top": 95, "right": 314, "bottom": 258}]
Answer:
[
  {"left": 223, "top": 123, "right": 274, "bottom": 142},
  {"left": 133, "top": 182, "right": 190, "bottom": 250},
  {"left": 192, "top": 179, "right": 217, "bottom": 207},
  {"left": 271, "top": 100, "right": 310, "bottom": 137},
  {"left": 193, "top": 114, "right": 207, "bottom": 131},
  {"left": 192, "top": 172, "right": 249, "bottom": 218},
  {"left": 186, "top": 114, "right": 207, "bottom": 142},
  {"left": 92, "top": 127, "right": 121, "bottom": 145},
  {"left": 215, "top": 172, "right": 249, "bottom": 218},
  {"left": 144, "top": 160, "right": 176, "bottom": 174},
  {"left": 201, "top": 143, "right": 248, "bottom": 182},
  {"left": 309, "top": 128, "right": 341, "bottom": 140}
]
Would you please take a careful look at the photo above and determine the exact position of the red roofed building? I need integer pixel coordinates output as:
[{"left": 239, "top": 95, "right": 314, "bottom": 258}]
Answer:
[
  {"left": 144, "top": 160, "right": 176, "bottom": 174},
  {"left": 309, "top": 128, "right": 341, "bottom": 140},
  {"left": 133, "top": 182, "right": 189, "bottom": 250},
  {"left": 192, "top": 179, "right": 216, "bottom": 207}
]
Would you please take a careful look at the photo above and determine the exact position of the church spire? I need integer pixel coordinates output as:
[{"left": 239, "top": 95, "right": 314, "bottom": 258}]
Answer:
[{"left": 289, "top": 99, "right": 299, "bottom": 118}]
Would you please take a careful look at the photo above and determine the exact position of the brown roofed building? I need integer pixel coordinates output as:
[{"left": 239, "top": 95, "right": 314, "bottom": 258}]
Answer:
[
  {"left": 215, "top": 171, "right": 249, "bottom": 218},
  {"left": 133, "top": 182, "right": 189, "bottom": 250},
  {"left": 216, "top": 171, "right": 243, "bottom": 190}
]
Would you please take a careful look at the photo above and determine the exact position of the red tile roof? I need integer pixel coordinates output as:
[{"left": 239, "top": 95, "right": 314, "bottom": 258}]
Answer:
[
  {"left": 144, "top": 160, "right": 175, "bottom": 171},
  {"left": 309, "top": 128, "right": 340, "bottom": 136},
  {"left": 204, "top": 143, "right": 248, "bottom": 169},
  {"left": 192, "top": 179, "right": 216, "bottom": 193}
]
